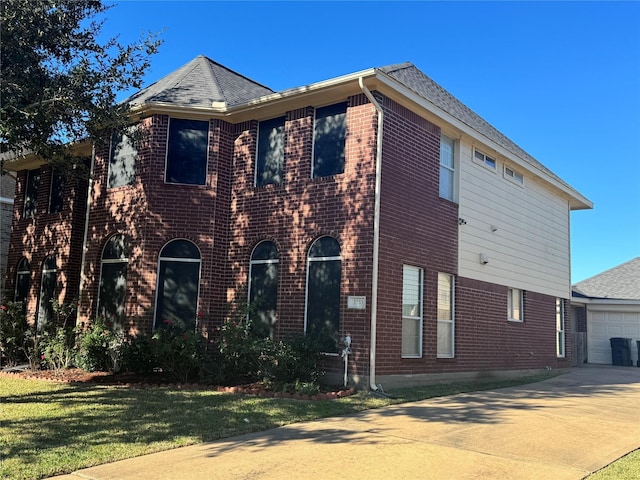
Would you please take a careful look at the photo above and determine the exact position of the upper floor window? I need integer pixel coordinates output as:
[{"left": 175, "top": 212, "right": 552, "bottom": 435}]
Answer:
[
  {"left": 49, "top": 168, "right": 65, "bottom": 213},
  {"left": 473, "top": 148, "right": 496, "bottom": 170},
  {"left": 166, "top": 118, "right": 209, "bottom": 185},
  {"left": 402, "top": 265, "right": 423, "bottom": 358},
  {"left": 305, "top": 236, "right": 341, "bottom": 350},
  {"left": 98, "top": 235, "right": 129, "bottom": 327},
  {"left": 108, "top": 127, "right": 138, "bottom": 189},
  {"left": 439, "top": 134, "right": 456, "bottom": 201},
  {"left": 504, "top": 165, "right": 524, "bottom": 186},
  {"left": 23, "top": 168, "right": 40, "bottom": 218},
  {"left": 256, "top": 117, "right": 285, "bottom": 187},
  {"left": 312, "top": 102, "right": 347, "bottom": 178},
  {"left": 508, "top": 288, "right": 523, "bottom": 322},
  {"left": 248, "top": 241, "right": 279, "bottom": 338},
  {"left": 154, "top": 239, "right": 201, "bottom": 331}
]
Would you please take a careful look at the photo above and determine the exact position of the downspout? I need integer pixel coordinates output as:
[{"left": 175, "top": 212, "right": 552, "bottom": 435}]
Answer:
[
  {"left": 77, "top": 144, "right": 95, "bottom": 326},
  {"left": 359, "top": 77, "right": 383, "bottom": 392}
]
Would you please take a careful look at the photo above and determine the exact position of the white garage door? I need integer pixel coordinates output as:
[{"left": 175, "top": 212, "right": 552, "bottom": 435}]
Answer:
[{"left": 587, "top": 309, "right": 640, "bottom": 364}]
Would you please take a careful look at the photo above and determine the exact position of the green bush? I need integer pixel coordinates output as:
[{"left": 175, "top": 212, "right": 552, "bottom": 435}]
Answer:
[
  {"left": 0, "top": 301, "right": 28, "bottom": 366},
  {"left": 121, "top": 334, "right": 157, "bottom": 375},
  {"left": 75, "top": 318, "right": 125, "bottom": 372},
  {"left": 268, "top": 334, "right": 325, "bottom": 385},
  {"left": 150, "top": 318, "right": 207, "bottom": 383},
  {"left": 40, "top": 326, "right": 76, "bottom": 372}
]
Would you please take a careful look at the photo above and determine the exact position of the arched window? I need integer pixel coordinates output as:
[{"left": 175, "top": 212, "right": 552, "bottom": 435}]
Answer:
[
  {"left": 305, "top": 236, "right": 341, "bottom": 349},
  {"left": 15, "top": 258, "right": 30, "bottom": 308},
  {"left": 98, "top": 235, "right": 129, "bottom": 326},
  {"left": 38, "top": 256, "right": 57, "bottom": 329},
  {"left": 248, "top": 241, "right": 279, "bottom": 338},
  {"left": 154, "top": 240, "right": 201, "bottom": 331}
]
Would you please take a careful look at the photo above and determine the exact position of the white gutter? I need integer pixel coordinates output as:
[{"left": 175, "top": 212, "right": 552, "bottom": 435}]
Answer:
[
  {"left": 78, "top": 144, "right": 95, "bottom": 326},
  {"left": 359, "top": 77, "right": 383, "bottom": 392}
]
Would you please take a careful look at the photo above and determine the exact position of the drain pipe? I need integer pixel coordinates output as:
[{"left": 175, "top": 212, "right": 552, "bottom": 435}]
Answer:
[
  {"left": 359, "top": 77, "right": 383, "bottom": 392},
  {"left": 78, "top": 144, "right": 95, "bottom": 326}
]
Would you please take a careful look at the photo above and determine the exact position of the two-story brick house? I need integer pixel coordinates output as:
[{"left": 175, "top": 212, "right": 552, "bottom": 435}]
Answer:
[{"left": 4, "top": 56, "right": 592, "bottom": 387}]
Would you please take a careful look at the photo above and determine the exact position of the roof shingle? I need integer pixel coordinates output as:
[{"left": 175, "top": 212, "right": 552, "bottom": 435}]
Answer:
[{"left": 572, "top": 257, "right": 640, "bottom": 300}]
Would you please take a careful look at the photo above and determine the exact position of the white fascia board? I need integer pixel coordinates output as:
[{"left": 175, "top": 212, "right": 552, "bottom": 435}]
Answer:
[{"left": 372, "top": 73, "right": 593, "bottom": 211}]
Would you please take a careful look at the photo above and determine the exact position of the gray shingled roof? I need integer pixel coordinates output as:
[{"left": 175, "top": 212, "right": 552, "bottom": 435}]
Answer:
[
  {"left": 377, "top": 63, "right": 573, "bottom": 192},
  {"left": 127, "top": 55, "right": 273, "bottom": 109},
  {"left": 572, "top": 257, "right": 640, "bottom": 300}
]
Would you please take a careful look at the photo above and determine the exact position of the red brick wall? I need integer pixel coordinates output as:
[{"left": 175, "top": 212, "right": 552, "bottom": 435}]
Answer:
[
  {"left": 5, "top": 165, "right": 87, "bottom": 325},
  {"left": 226, "top": 95, "right": 378, "bottom": 378},
  {"left": 374, "top": 96, "right": 460, "bottom": 376},
  {"left": 80, "top": 114, "right": 229, "bottom": 336}
]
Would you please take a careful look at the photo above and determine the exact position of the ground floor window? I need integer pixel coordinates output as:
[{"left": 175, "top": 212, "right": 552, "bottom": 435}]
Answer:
[
  {"left": 154, "top": 240, "right": 201, "bottom": 331},
  {"left": 437, "top": 273, "right": 454, "bottom": 358},
  {"left": 305, "top": 236, "right": 341, "bottom": 350},
  {"left": 38, "top": 256, "right": 56, "bottom": 329},
  {"left": 402, "top": 265, "right": 423, "bottom": 358},
  {"left": 15, "top": 257, "right": 30, "bottom": 308},
  {"left": 248, "top": 241, "right": 279, "bottom": 338},
  {"left": 98, "top": 235, "right": 129, "bottom": 327},
  {"left": 556, "top": 298, "right": 565, "bottom": 358},
  {"left": 508, "top": 288, "right": 523, "bottom": 322}
]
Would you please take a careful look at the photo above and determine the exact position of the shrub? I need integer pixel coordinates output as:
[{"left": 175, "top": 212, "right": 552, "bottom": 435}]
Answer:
[
  {"left": 40, "top": 326, "right": 76, "bottom": 373},
  {"left": 121, "top": 334, "right": 157, "bottom": 375},
  {"left": 151, "top": 318, "right": 207, "bottom": 383},
  {"left": 0, "top": 301, "right": 28, "bottom": 366},
  {"left": 75, "top": 318, "right": 125, "bottom": 372},
  {"left": 268, "top": 334, "right": 325, "bottom": 385},
  {"left": 214, "top": 315, "right": 274, "bottom": 384}
]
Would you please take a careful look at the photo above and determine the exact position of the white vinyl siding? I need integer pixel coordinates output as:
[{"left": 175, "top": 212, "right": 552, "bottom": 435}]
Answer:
[
  {"left": 457, "top": 141, "right": 571, "bottom": 299},
  {"left": 402, "top": 265, "right": 423, "bottom": 358}
]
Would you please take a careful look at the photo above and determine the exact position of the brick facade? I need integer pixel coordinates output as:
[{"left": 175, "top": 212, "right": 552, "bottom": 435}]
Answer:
[{"left": 5, "top": 86, "right": 572, "bottom": 383}]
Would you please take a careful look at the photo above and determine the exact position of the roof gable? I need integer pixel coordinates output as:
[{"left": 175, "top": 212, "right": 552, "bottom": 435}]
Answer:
[
  {"left": 127, "top": 55, "right": 273, "bottom": 109},
  {"left": 572, "top": 257, "right": 640, "bottom": 300}
]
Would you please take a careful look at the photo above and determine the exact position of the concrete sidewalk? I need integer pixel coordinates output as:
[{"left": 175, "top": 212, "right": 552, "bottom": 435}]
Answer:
[{"left": 52, "top": 365, "right": 640, "bottom": 480}]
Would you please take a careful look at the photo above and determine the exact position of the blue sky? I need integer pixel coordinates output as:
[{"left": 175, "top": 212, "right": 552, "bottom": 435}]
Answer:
[{"left": 101, "top": 1, "right": 640, "bottom": 283}]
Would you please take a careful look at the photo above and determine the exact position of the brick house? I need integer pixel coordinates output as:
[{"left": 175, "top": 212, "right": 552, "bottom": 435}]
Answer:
[{"left": 3, "top": 56, "right": 592, "bottom": 387}]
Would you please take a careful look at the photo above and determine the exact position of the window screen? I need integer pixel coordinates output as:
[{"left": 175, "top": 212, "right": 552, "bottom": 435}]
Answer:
[
  {"left": 166, "top": 119, "right": 209, "bottom": 185},
  {"left": 256, "top": 117, "right": 285, "bottom": 186},
  {"left": 313, "top": 103, "right": 347, "bottom": 178}
]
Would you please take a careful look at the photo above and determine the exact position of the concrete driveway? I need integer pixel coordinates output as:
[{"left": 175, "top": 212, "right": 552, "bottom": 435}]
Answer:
[{"left": 53, "top": 365, "right": 640, "bottom": 480}]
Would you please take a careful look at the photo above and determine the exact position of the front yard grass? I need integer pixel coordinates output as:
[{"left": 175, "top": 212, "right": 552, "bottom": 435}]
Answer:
[{"left": 3, "top": 371, "right": 631, "bottom": 480}]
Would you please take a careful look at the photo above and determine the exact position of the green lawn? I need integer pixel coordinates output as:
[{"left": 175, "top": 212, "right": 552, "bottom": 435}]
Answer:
[{"left": 1, "top": 373, "right": 636, "bottom": 480}]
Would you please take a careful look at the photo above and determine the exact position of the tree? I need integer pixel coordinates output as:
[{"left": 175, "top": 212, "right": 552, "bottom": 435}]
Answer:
[{"left": 0, "top": 0, "right": 161, "bottom": 172}]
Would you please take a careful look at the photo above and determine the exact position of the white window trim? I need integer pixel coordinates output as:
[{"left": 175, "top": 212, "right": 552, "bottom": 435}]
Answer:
[
  {"left": 437, "top": 273, "right": 455, "bottom": 358},
  {"left": 247, "top": 241, "right": 280, "bottom": 316},
  {"left": 402, "top": 265, "right": 423, "bottom": 358},
  {"left": 439, "top": 134, "right": 457, "bottom": 202},
  {"left": 503, "top": 164, "right": 524, "bottom": 187},
  {"left": 556, "top": 298, "right": 566, "bottom": 358},
  {"left": 303, "top": 253, "right": 341, "bottom": 335},
  {"left": 472, "top": 147, "right": 497, "bottom": 171},
  {"left": 152, "top": 239, "right": 202, "bottom": 331},
  {"left": 508, "top": 288, "right": 524, "bottom": 322},
  {"left": 96, "top": 235, "right": 130, "bottom": 322}
]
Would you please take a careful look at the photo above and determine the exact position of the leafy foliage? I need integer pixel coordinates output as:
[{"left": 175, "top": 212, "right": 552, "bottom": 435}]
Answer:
[
  {"left": 0, "top": 301, "right": 28, "bottom": 366},
  {"left": 0, "top": 0, "right": 161, "bottom": 170},
  {"left": 75, "top": 318, "right": 125, "bottom": 372}
]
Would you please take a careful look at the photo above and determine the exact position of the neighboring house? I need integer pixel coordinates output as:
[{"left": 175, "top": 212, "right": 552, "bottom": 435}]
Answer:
[
  {"left": 3, "top": 55, "right": 593, "bottom": 387},
  {"left": 572, "top": 257, "right": 640, "bottom": 366},
  {"left": 1, "top": 174, "right": 16, "bottom": 301}
]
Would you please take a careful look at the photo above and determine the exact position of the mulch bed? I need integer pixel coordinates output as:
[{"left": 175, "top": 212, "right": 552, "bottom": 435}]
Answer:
[{"left": 0, "top": 367, "right": 357, "bottom": 400}]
